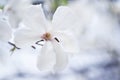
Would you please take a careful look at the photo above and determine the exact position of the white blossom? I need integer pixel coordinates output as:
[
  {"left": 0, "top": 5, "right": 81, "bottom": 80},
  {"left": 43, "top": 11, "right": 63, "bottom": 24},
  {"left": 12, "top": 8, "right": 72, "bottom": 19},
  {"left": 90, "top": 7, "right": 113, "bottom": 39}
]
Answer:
[
  {"left": 14, "top": 4, "right": 79, "bottom": 71},
  {"left": 0, "top": 9, "right": 12, "bottom": 42},
  {"left": 3, "top": 0, "right": 31, "bottom": 28}
]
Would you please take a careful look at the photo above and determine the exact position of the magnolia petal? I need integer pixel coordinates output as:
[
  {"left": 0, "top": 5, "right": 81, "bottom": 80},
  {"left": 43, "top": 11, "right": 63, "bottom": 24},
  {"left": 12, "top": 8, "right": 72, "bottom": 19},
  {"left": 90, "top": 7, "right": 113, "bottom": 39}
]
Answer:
[
  {"left": 52, "top": 6, "right": 79, "bottom": 31},
  {"left": 0, "top": 20, "right": 12, "bottom": 41},
  {"left": 14, "top": 28, "right": 41, "bottom": 48},
  {"left": 0, "top": 11, "right": 12, "bottom": 41},
  {"left": 37, "top": 42, "right": 55, "bottom": 71},
  {"left": 4, "top": 0, "right": 31, "bottom": 28},
  {"left": 4, "top": 0, "right": 30, "bottom": 11},
  {"left": 52, "top": 40, "right": 68, "bottom": 71},
  {"left": 54, "top": 31, "right": 79, "bottom": 54},
  {"left": 8, "top": 13, "right": 21, "bottom": 28},
  {"left": 23, "top": 5, "right": 48, "bottom": 32}
]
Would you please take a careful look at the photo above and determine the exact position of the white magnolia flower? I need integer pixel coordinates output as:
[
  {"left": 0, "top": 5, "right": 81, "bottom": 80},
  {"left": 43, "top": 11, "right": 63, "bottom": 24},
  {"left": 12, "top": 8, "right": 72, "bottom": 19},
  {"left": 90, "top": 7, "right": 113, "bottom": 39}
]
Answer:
[
  {"left": 0, "top": 9, "right": 12, "bottom": 42},
  {"left": 3, "top": 0, "right": 31, "bottom": 28},
  {"left": 14, "top": 5, "right": 79, "bottom": 71}
]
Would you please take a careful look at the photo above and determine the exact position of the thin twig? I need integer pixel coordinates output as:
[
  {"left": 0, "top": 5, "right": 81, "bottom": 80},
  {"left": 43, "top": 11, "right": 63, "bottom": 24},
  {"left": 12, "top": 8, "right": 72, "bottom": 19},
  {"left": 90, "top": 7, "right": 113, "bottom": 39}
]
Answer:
[{"left": 8, "top": 42, "right": 20, "bottom": 55}]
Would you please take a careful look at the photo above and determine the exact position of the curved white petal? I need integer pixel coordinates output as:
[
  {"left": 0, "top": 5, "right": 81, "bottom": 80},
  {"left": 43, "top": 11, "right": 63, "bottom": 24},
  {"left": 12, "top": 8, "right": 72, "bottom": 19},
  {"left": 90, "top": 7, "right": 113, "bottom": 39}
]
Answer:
[
  {"left": 8, "top": 13, "right": 21, "bottom": 28},
  {"left": 4, "top": 0, "right": 30, "bottom": 11},
  {"left": 4, "top": 0, "right": 31, "bottom": 28},
  {"left": 23, "top": 5, "right": 48, "bottom": 32},
  {"left": 4, "top": 0, "right": 30, "bottom": 15},
  {"left": 0, "top": 11, "right": 12, "bottom": 41},
  {"left": 14, "top": 28, "right": 41, "bottom": 48},
  {"left": 37, "top": 42, "right": 55, "bottom": 71},
  {"left": 54, "top": 31, "right": 79, "bottom": 54},
  {"left": 52, "top": 40, "right": 68, "bottom": 71},
  {"left": 52, "top": 6, "right": 79, "bottom": 31}
]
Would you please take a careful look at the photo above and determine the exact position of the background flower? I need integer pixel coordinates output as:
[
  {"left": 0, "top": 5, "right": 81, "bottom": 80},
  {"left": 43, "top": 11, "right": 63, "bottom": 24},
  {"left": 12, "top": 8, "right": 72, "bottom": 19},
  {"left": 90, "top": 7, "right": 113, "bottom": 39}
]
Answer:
[
  {"left": 3, "top": 0, "right": 31, "bottom": 28},
  {"left": 0, "top": 9, "right": 12, "bottom": 42}
]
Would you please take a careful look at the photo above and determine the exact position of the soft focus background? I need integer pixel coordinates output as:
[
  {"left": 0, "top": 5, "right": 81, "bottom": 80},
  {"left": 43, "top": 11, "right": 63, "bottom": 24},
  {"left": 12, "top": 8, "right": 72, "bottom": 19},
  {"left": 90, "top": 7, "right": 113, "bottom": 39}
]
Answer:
[{"left": 0, "top": 0, "right": 120, "bottom": 80}]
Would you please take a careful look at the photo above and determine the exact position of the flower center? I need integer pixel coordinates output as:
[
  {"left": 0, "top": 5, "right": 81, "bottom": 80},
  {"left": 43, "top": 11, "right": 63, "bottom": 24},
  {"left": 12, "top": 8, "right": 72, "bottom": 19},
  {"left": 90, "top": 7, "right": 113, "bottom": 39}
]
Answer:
[
  {"left": 32, "top": 32, "right": 60, "bottom": 49},
  {"left": 41, "top": 32, "right": 52, "bottom": 41}
]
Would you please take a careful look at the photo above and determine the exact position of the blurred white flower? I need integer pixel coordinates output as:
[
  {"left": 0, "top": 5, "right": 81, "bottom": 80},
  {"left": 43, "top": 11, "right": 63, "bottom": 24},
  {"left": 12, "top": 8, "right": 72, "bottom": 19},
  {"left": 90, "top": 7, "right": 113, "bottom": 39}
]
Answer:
[
  {"left": 69, "top": 1, "right": 120, "bottom": 50},
  {"left": 65, "top": 1, "right": 120, "bottom": 73},
  {"left": 14, "top": 4, "right": 79, "bottom": 71},
  {"left": 0, "top": 9, "right": 12, "bottom": 42},
  {"left": 3, "top": 0, "right": 31, "bottom": 28},
  {"left": 0, "top": 9, "right": 12, "bottom": 63}
]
